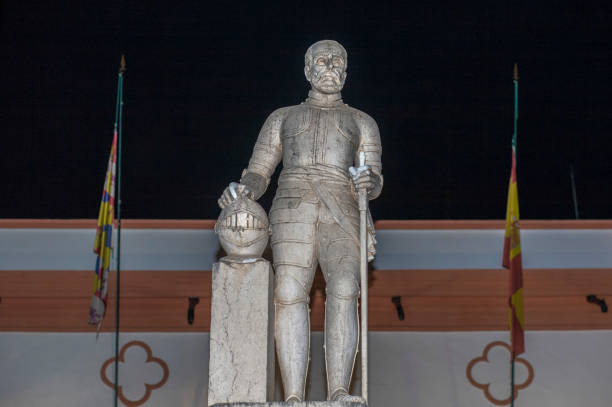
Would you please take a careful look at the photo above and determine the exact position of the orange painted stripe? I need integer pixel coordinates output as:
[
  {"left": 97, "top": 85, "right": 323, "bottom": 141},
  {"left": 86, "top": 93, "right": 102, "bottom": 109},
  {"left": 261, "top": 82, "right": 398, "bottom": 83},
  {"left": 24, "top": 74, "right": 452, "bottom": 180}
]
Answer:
[
  {"left": 2, "top": 269, "right": 612, "bottom": 332},
  {"left": 2, "top": 295, "right": 611, "bottom": 332},
  {"left": 2, "top": 269, "right": 612, "bottom": 299}
]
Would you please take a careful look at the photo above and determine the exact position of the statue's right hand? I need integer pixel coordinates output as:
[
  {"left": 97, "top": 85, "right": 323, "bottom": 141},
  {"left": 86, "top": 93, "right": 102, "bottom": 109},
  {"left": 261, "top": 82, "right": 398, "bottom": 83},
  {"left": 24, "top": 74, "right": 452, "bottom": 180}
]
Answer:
[{"left": 218, "top": 182, "right": 253, "bottom": 209}]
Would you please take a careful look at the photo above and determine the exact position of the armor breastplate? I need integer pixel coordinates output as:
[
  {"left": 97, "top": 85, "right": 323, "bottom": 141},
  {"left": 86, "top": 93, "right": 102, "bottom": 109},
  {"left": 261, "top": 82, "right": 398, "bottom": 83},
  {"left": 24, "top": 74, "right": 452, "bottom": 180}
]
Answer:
[{"left": 280, "top": 104, "right": 359, "bottom": 171}]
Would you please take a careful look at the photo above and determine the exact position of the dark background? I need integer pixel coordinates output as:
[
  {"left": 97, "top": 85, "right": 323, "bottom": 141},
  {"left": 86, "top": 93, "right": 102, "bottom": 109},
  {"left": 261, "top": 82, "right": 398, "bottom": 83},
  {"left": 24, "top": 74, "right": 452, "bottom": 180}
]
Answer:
[{"left": 2, "top": 1, "right": 611, "bottom": 220}]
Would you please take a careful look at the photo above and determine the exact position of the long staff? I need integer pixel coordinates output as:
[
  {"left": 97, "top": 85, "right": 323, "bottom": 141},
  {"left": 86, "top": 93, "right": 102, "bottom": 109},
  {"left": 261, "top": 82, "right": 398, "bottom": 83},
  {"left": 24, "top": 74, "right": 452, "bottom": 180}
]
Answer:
[{"left": 357, "top": 152, "right": 369, "bottom": 403}]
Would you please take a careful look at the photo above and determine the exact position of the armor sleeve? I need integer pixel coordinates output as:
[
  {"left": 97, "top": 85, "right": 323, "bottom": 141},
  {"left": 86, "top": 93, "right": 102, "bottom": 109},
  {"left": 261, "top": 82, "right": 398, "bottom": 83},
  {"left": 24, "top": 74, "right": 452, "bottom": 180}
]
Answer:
[
  {"left": 354, "top": 110, "right": 383, "bottom": 200},
  {"left": 240, "top": 107, "right": 286, "bottom": 199}
]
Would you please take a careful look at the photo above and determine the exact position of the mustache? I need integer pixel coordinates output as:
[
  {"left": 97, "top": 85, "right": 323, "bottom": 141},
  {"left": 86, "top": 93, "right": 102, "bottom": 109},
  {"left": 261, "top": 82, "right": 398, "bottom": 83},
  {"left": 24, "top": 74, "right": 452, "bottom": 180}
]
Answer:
[{"left": 313, "top": 70, "right": 342, "bottom": 85}]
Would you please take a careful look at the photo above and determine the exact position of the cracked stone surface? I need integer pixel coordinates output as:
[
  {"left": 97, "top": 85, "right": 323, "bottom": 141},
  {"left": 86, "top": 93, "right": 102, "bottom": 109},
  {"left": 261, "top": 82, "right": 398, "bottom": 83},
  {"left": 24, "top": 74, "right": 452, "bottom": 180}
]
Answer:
[{"left": 208, "top": 258, "right": 275, "bottom": 406}]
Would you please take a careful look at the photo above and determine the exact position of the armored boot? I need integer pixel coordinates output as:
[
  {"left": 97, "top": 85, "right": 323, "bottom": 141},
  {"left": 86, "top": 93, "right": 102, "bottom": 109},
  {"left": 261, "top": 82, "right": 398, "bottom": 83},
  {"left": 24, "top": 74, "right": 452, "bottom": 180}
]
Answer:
[{"left": 275, "top": 301, "right": 310, "bottom": 401}]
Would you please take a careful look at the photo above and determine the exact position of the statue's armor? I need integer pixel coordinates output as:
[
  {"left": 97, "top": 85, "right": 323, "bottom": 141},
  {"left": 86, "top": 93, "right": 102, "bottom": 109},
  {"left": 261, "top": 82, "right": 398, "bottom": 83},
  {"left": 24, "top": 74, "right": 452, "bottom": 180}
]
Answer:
[
  {"left": 281, "top": 106, "right": 359, "bottom": 170},
  {"left": 240, "top": 91, "right": 382, "bottom": 401}
]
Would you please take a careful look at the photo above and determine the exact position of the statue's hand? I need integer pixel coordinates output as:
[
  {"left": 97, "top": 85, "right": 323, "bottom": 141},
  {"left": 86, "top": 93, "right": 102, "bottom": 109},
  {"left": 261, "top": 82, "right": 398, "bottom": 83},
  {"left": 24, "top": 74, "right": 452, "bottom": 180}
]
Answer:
[
  {"left": 349, "top": 164, "right": 372, "bottom": 189},
  {"left": 218, "top": 182, "right": 253, "bottom": 209}
]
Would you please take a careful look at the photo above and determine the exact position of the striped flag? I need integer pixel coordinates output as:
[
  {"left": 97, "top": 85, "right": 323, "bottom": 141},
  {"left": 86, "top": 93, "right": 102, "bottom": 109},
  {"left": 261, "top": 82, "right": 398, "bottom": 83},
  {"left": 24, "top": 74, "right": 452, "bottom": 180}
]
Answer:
[
  {"left": 502, "top": 144, "right": 525, "bottom": 356},
  {"left": 88, "top": 130, "right": 118, "bottom": 325}
]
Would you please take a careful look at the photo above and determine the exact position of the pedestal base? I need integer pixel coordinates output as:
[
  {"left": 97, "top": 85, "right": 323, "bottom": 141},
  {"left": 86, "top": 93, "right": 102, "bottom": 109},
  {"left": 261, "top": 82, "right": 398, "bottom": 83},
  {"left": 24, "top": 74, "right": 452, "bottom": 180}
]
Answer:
[
  {"left": 212, "top": 402, "right": 366, "bottom": 407},
  {"left": 208, "top": 258, "right": 275, "bottom": 405}
]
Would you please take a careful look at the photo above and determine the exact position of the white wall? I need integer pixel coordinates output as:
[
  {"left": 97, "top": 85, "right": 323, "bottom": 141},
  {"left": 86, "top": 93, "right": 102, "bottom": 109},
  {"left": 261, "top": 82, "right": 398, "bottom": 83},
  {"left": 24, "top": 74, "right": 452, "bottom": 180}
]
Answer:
[
  {"left": 2, "top": 227, "right": 612, "bottom": 271},
  {"left": 2, "top": 226, "right": 612, "bottom": 406},
  {"left": 1, "top": 331, "right": 611, "bottom": 407}
]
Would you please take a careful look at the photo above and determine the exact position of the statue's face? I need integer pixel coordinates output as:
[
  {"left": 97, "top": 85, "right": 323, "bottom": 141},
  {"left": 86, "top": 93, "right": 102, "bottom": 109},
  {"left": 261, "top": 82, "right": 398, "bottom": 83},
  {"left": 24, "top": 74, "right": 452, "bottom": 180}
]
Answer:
[{"left": 305, "top": 41, "right": 347, "bottom": 94}]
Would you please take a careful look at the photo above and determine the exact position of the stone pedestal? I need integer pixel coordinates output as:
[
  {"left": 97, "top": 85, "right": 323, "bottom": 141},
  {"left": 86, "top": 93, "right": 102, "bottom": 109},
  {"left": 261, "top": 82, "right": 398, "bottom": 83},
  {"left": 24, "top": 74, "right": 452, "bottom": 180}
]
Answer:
[
  {"left": 208, "top": 258, "right": 275, "bottom": 406},
  {"left": 211, "top": 402, "right": 366, "bottom": 407}
]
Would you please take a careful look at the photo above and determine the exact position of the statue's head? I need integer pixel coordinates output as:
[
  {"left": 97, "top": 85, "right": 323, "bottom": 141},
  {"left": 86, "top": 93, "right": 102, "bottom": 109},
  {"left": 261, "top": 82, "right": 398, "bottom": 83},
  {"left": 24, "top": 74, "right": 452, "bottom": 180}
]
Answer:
[{"left": 304, "top": 40, "right": 347, "bottom": 94}]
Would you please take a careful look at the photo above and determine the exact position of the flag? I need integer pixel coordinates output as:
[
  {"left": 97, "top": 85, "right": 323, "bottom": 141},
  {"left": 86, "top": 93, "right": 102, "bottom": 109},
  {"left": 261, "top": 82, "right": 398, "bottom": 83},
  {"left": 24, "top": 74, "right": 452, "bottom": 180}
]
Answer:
[
  {"left": 89, "top": 130, "right": 117, "bottom": 325},
  {"left": 502, "top": 144, "right": 525, "bottom": 356}
]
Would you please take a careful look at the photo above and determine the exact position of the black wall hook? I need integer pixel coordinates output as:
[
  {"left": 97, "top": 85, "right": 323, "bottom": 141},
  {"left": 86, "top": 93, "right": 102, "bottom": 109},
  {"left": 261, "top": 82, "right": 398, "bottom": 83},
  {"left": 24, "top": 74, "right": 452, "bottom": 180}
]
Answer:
[
  {"left": 391, "top": 296, "right": 405, "bottom": 321},
  {"left": 586, "top": 294, "right": 608, "bottom": 313},
  {"left": 188, "top": 297, "right": 200, "bottom": 324}
]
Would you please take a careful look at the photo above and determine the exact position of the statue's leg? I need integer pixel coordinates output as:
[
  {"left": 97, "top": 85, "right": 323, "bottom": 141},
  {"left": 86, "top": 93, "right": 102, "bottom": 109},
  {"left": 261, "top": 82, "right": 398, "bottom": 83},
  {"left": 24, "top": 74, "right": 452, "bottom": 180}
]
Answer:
[
  {"left": 270, "top": 200, "right": 318, "bottom": 402},
  {"left": 274, "top": 265, "right": 316, "bottom": 401},
  {"left": 318, "top": 222, "right": 360, "bottom": 401}
]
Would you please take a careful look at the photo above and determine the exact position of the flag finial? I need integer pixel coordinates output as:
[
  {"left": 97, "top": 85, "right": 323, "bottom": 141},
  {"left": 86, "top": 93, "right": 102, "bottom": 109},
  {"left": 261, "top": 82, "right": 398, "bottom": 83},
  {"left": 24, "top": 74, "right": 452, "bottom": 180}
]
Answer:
[
  {"left": 120, "top": 54, "right": 126, "bottom": 73},
  {"left": 513, "top": 63, "right": 518, "bottom": 81}
]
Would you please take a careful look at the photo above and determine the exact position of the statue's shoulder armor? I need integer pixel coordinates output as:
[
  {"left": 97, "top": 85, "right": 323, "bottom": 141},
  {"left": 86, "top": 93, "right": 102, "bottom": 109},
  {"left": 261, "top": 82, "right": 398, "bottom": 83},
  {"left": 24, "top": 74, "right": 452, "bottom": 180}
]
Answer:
[
  {"left": 267, "top": 105, "right": 305, "bottom": 122},
  {"left": 345, "top": 106, "right": 379, "bottom": 134},
  {"left": 258, "top": 106, "right": 295, "bottom": 136},
  {"left": 265, "top": 106, "right": 293, "bottom": 124}
]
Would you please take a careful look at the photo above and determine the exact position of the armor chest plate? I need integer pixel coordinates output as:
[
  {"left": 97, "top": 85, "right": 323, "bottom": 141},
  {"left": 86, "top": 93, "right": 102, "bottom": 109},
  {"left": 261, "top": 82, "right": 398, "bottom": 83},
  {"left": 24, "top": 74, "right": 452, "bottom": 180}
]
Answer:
[{"left": 280, "top": 105, "right": 359, "bottom": 169}]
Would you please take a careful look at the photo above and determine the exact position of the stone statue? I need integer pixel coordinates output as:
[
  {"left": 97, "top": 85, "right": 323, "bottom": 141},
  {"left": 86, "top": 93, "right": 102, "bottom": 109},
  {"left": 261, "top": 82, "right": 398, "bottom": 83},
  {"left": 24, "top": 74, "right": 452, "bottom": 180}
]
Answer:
[{"left": 218, "top": 40, "right": 383, "bottom": 403}]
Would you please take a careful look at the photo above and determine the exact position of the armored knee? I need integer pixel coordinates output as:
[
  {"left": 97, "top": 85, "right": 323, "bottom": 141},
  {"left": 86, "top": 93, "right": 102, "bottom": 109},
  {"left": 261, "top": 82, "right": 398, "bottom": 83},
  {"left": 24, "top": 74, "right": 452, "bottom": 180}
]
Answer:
[
  {"left": 275, "top": 274, "right": 310, "bottom": 305},
  {"left": 326, "top": 274, "right": 359, "bottom": 300}
]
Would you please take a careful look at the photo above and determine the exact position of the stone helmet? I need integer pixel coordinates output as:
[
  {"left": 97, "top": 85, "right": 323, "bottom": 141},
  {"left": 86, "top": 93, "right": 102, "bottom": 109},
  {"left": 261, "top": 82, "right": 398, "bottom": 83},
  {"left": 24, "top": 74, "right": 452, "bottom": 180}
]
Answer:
[{"left": 215, "top": 196, "right": 269, "bottom": 259}]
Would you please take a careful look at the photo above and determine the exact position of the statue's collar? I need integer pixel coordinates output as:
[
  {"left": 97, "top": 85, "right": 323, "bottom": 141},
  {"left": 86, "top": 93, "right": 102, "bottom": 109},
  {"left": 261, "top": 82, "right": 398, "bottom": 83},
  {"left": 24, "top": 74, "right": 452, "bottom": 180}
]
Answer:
[{"left": 305, "top": 89, "right": 344, "bottom": 107}]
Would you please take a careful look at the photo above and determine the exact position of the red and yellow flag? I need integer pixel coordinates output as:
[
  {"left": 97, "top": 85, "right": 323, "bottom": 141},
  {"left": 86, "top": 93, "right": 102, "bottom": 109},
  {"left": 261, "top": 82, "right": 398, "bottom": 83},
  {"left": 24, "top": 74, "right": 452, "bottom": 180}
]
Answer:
[
  {"left": 88, "top": 130, "right": 117, "bottom": 325},
  {"left": 502, "top": 146, "right": 525, "bottom": 356}
]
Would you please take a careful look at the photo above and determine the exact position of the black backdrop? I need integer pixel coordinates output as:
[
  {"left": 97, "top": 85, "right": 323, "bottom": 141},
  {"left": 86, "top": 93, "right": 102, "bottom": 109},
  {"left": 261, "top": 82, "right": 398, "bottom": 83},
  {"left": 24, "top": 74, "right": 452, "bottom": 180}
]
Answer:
[{"left": 2, "top": 1, "right": 611, "bottom": 220}]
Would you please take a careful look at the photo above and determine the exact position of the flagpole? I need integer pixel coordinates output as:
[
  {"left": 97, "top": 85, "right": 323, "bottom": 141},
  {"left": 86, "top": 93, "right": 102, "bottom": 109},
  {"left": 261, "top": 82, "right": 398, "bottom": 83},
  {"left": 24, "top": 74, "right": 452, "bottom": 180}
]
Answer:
[
  {"left": 513, "top": 63, "right": 518, "bottom": 149},
  {"left": 510, "top": 62, "right": 518, "bottom": 407},
  {"left": 570, "top": 164, "right": 580, "bottom": 219},
  {"left": 114, "top": 54, "right": 126, "bottom": 407}
]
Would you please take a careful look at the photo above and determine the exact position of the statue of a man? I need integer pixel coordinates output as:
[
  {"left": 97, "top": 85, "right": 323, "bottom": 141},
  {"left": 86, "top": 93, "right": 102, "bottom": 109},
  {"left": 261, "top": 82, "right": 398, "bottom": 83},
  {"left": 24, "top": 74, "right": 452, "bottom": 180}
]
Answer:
[{"left": 218, "top": 40, "right": 382, "bottom": 402}]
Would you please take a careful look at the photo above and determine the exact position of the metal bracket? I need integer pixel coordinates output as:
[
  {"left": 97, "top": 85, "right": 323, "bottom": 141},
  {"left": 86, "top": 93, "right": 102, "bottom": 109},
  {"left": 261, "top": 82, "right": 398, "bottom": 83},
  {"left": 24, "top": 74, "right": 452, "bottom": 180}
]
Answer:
[
  {"left": 188, "top": 297, "right": 200, "bottom": 324},
  {"left": 586, "top": 294, "right": 608, "bottom": 313},
  {"left": 391, "top": 296, "right": 405, "bottom": 321}
]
